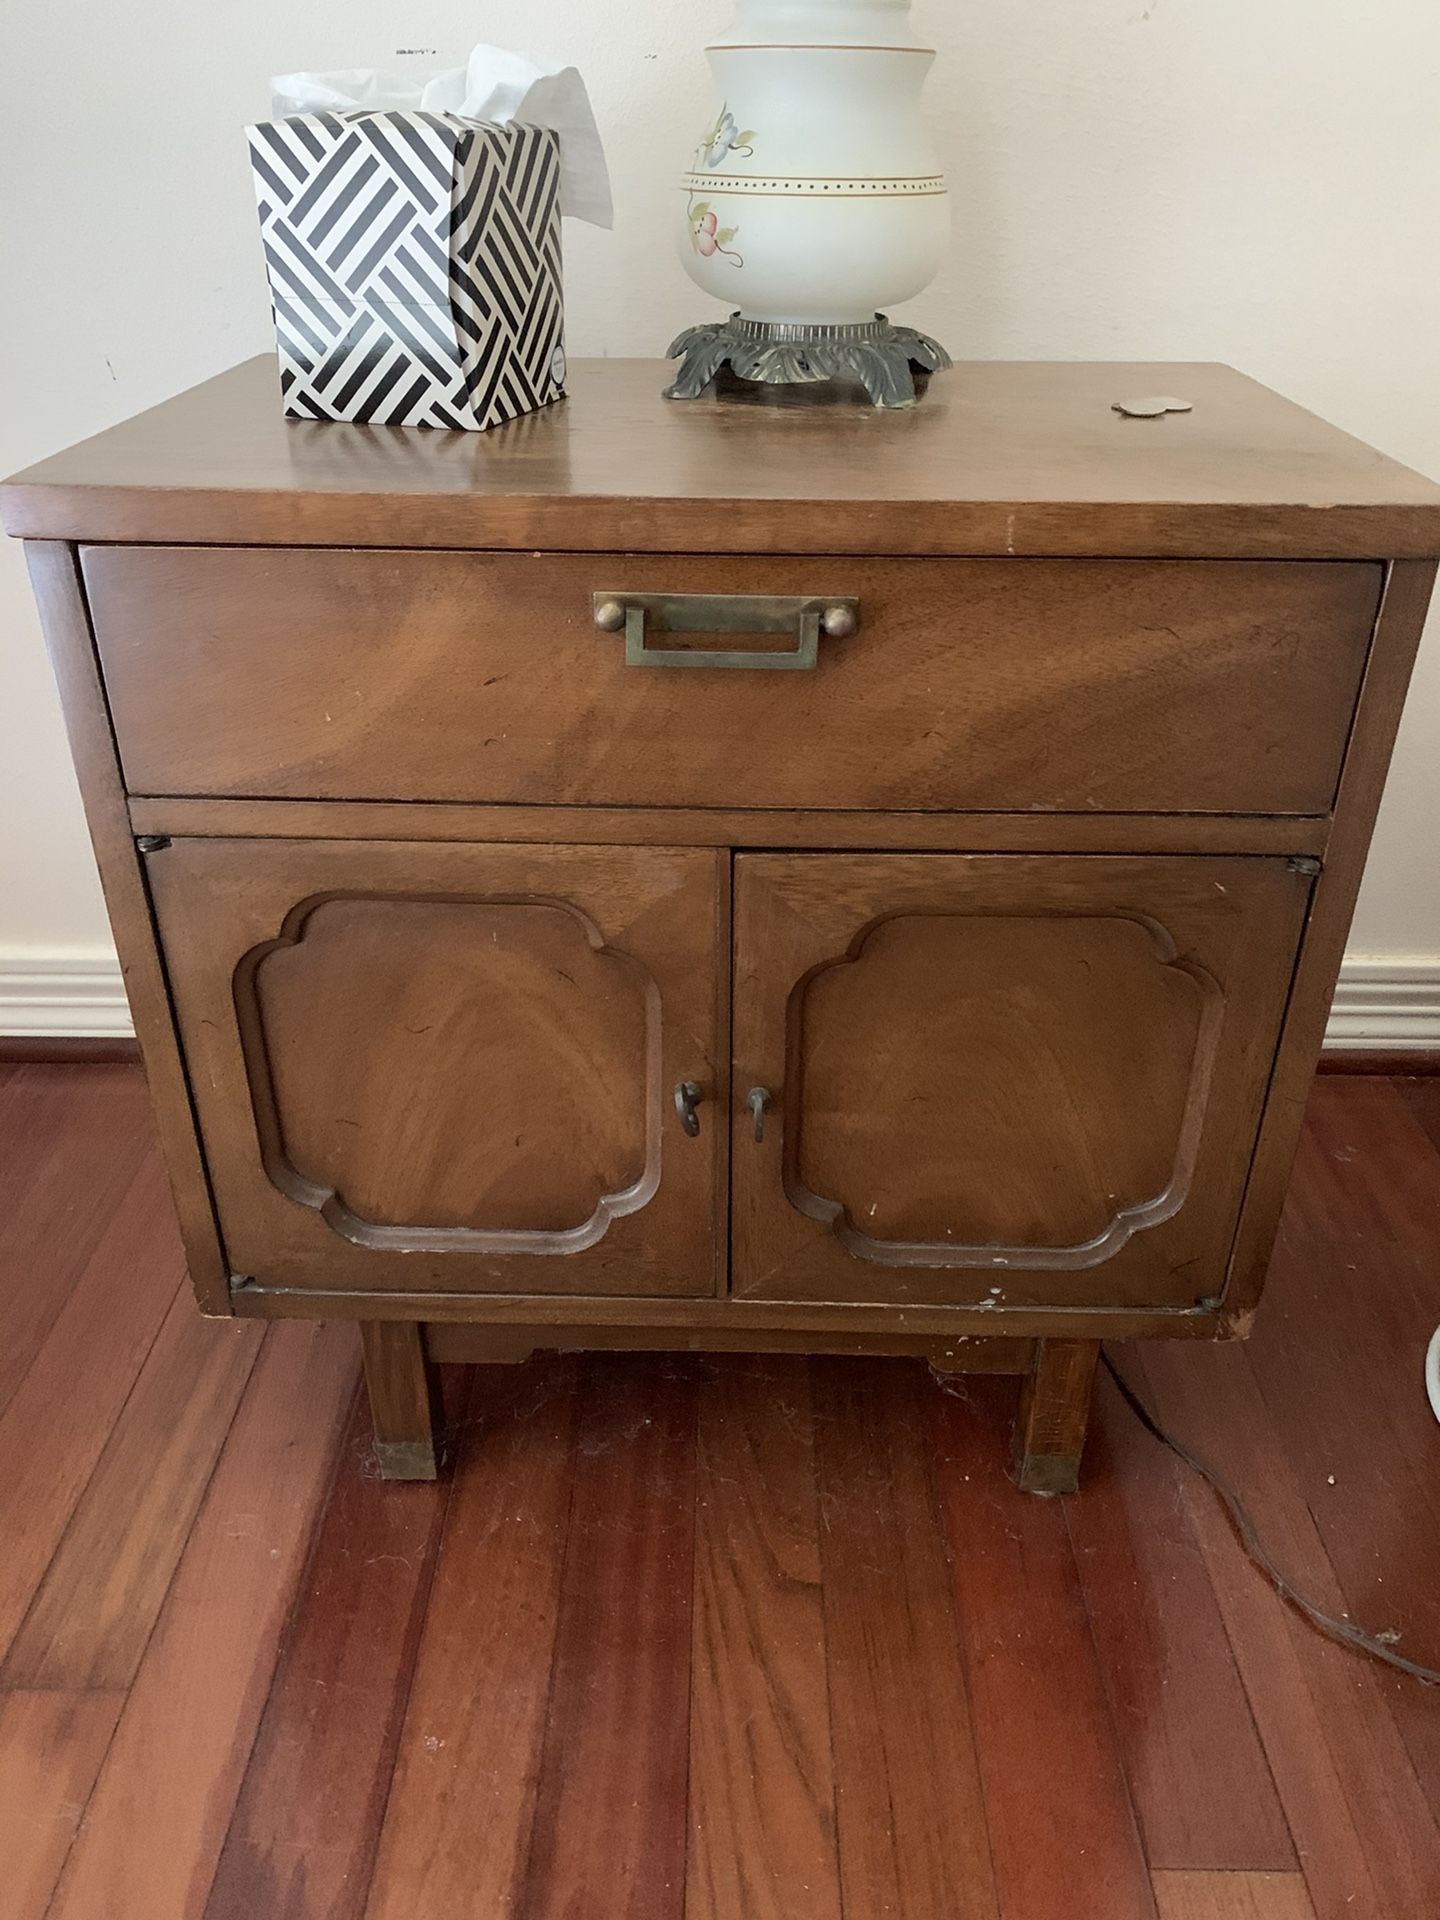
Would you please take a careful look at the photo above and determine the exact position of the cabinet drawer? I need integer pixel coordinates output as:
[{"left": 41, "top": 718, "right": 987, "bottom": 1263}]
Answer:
[{"left": 83, "top": 546, "right": 1380, "bottom": 814}]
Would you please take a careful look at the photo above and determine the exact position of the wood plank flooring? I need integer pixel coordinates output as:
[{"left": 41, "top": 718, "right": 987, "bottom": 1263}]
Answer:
[{"left": 1, "top": 1063, "right": 1437, "bottom": 1920}]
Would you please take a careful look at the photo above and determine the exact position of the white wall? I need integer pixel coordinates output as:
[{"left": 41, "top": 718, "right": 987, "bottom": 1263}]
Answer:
[{"left": 2, "top": 1, "right": 1438, "bottom": 1032}]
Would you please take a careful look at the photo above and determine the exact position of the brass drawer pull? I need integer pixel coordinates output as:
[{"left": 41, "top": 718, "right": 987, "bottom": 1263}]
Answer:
[
  {"left": 746, "top": 1086, "right": 772, "bottom": 1142},
  {"left": 593, "top": 592, "right": 858, "bottom": 670},
  {"left": 675, "top": 1080, "right": 703, "bottom": 1137}
]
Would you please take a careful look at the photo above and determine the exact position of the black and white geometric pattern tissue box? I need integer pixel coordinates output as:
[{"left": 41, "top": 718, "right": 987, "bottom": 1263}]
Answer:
[{"left": 247, "top": 109, "right": 566, "bottom": 430}]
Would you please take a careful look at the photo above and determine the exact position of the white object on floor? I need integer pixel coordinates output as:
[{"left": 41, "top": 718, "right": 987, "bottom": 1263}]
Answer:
[{"left": 1426, "top": 1326, "right": 1440, "bottom": 1426}]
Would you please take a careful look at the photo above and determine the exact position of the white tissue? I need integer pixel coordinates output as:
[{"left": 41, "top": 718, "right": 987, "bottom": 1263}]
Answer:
[{"left": 270, "top": 43, "right": 613, "bottom": 228}]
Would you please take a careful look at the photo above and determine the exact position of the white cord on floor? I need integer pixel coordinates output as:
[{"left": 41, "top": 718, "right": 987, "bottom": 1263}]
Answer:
[{"left": 1426, "top": 1327, "right": 1440, "bottom": 1427}]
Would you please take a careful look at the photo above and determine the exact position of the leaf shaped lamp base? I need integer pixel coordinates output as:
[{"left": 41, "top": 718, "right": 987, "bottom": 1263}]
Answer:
[{"left": 663, "top": 312, "right": 952, "bottom": 409}]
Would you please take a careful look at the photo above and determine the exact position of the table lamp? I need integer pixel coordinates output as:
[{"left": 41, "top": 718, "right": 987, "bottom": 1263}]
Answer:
[{"left": 665, "top": 0, "right": 952, "bottom": 407}]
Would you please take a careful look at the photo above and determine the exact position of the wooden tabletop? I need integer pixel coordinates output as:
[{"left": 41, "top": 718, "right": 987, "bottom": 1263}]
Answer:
[{"left": 4, "top": 356, "right": 1439, "bottom": 558}]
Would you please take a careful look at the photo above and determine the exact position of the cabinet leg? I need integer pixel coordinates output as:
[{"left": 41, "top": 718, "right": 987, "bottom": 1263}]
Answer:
[
  {"left": 1012, "top": 1339, "right": 1099, "bottom": 1495},
  {"left": 360, "top": 1321, "right": 442, "bottom": 1481}
]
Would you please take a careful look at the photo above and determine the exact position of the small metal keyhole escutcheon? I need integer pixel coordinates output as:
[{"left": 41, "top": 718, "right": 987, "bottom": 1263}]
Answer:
[
  {"left": 675, "top": 1081, "right": 703, "bottom": 1137},
  {"left": 746, "top": 1087, "right": 772, "bottom": 1142}
]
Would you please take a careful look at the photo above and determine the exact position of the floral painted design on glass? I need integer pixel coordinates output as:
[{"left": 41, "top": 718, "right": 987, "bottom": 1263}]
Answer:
[
  {"left": 686, "top": 198, "right": 743, "bottom": 266},
  {"left": 696, "top": 104, "right": 756, "bottom": 170}
]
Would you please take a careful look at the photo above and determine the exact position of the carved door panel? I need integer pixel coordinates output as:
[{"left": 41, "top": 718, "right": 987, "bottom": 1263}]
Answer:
[
  {"left": 148, "top": 838, "right": 728, "bottom": 1297},
  {"left": 730, "top": 853, "right": 1311, "bottom": 1310}
]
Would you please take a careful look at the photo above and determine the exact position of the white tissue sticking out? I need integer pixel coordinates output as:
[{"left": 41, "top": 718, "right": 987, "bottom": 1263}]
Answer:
[{"left": 270, "top": 43, "right": 613, "bottom": 228}]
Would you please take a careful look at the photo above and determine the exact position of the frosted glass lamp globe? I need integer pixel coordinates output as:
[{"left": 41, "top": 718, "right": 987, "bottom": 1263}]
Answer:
[{"left": 667, "top": 0, "right": 952, "bottom": 405}]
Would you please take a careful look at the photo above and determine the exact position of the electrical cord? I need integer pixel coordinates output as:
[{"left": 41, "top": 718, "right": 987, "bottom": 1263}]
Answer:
[{"left": 1102, "top": 1350, "right": 1440, "bottom": 1687}]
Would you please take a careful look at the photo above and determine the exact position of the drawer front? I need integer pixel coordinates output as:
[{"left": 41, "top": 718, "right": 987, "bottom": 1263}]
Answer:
[{"left": 84, "top": 546, "right": 1380, "bottom": 814}]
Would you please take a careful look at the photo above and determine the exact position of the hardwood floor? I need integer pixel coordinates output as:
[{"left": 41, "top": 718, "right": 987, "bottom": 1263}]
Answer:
[{"left": 1, "top": 1064, "right": 1438, "bottom": 1920}]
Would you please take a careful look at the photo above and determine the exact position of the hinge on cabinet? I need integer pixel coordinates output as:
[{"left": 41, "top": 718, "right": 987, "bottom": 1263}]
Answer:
[
  {"left": 1286, "top": 856, "right": 1322, "bottom": 877},
  {"left": 135, "top": 834, "right": 172, "bottom": 854}
]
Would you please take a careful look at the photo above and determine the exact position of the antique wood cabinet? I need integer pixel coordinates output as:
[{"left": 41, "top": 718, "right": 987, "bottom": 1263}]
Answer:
[{"left": 5, "top": 358, "right": 1438, "bottom": 1489}]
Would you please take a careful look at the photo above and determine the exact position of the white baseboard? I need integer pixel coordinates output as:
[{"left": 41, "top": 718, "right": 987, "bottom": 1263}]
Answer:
[
  {"left": 2, "top": 952, "right": 1438, "bottom": 1053},
  {"left": 1323, "top": 960, "right": 1440, "bottom": 1054},
  {"left": 0, "top": 954, "right": 134, "bottom": 1038}
]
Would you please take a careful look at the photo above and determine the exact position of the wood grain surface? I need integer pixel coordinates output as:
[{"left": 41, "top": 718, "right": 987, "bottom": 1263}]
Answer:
[
  {"left": 6, "top": 357, "right": 1440, "bottom": 556},
  {"left": 3, "top": 323, "right": 1439, "bottom": 1917},
  {"left": 24, "top": 543, "right": 231, "bottom": 1309},
  {"left": 203, "top": 1378, "right": 459, "bottom": 1920},
  {"left": 813, "top": 1358, "right": 999, "bottom": 1920},
  {"left": 1219, "top": 560, "right": 1437, "bottom": 1326},
  {"left": 4, "top": 1065, "right": 1440, "bottom": 1920},
  {"left": 1152, "top": 1873, "right": 1317, "bottom": 1920},
  {"left": 1, "top": 1288, "right": 261, "bottom": 1689},
  {"left": 44, "top": 1320, "right": 355, "bottom": 1920},
  {"left": 0, "top": 1062, "right": 154, "bottom": 1417},
  {"left": 360, "top": 1320, "right": 443, "bottom": 1480},
  {"left": 687, "top": 1357, "right": 841, "bottom": 1920},
  {"left": 1013, "top": 1337, "right": 1100, "bottom": 1491},
  {"left": 517, "top": 1356, "right": 696, "bottom": 1919},
  {"left": 1067, "top": 1371, "right": 1295, "bottom": 1872},
  {"left": 730, "top": 851, "right": 1310, "bottom": 1310},
  {"left": 145, "top": 835, "right": 728, "bottom": 1299},
  {"left": 0, "top": 1153, "right": 184, "bottom": 1664},
  {"left": 84, "top": 545, "right": 1377, "bottom": 816},
  {"left": 1243, "top": 1078, "right": 1440, "bottom": 1828},
  {"left": 1138, "top": 1334, "right": 1440, "bottom": 1920},
  {"left": 934, "top": 1374, "right": 1157, "bottom": 1919},
  {"left": 19, "top": 373, "right": 1434, "bottom": 1518},
  {"left": 361, "top": 1358, "right": 581, "bottom": 1920},
  {"left": 0, "top": 1690, "right": 124, "bottom": 1919}
]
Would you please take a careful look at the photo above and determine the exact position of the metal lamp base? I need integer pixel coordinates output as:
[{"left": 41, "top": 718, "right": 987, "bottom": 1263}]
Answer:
[{"left": 663, "top": 312, "right": 952, "bottom": 409}]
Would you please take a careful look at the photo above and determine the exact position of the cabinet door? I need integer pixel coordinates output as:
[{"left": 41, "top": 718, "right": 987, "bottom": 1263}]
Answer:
[
  {"left": 731, "top": 853, "right": 1310, "bottom": 1310},
  {"left": 148, "top": 838, "right": 727, "bottom": 1298}
]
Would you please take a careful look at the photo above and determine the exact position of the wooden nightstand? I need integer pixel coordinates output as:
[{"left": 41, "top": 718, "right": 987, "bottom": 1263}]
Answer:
[{"left": 6, "top": 358, "right": 1437, "bottom": 1489}]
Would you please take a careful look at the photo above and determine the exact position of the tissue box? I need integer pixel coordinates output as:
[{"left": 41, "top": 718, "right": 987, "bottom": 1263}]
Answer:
[{"left": 247, "top": 109, "right": 566, "bottom": 429}]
